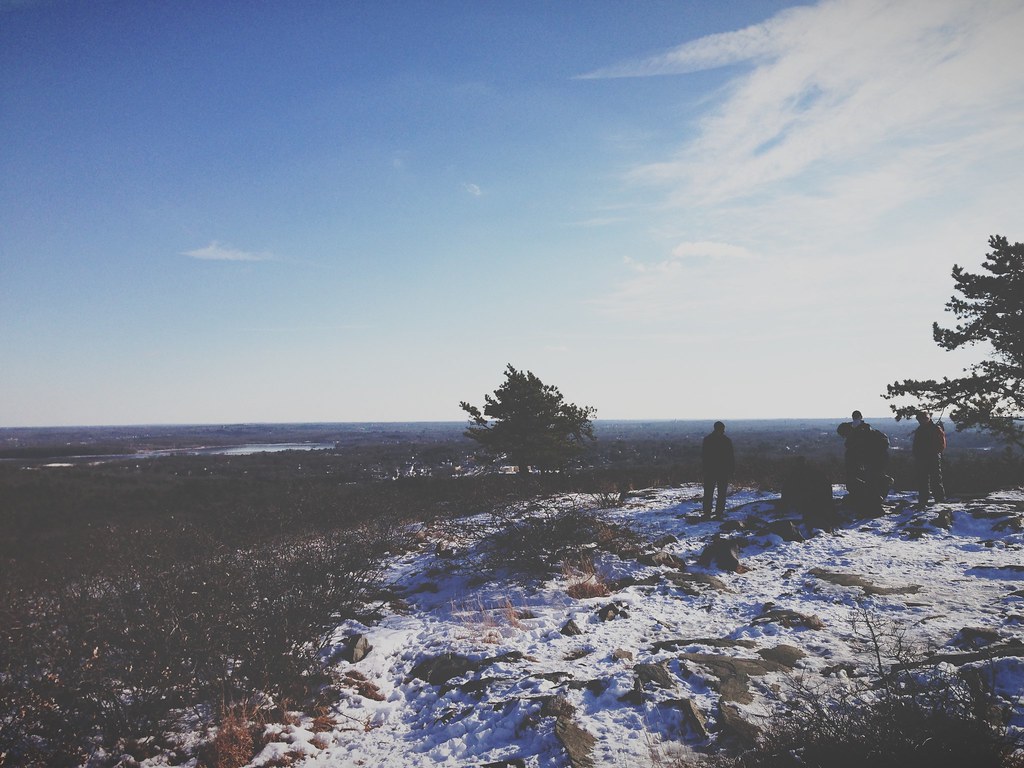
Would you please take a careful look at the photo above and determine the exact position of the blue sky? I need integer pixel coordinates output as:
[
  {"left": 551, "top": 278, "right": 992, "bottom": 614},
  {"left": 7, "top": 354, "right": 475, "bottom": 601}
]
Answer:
[{"left": 2, "top": 0, "right": 1023, "bottom": 427}]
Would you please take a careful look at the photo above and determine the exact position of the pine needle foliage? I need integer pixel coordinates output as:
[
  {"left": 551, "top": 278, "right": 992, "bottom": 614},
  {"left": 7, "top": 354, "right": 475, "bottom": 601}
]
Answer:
[{"left": 885, "top": 235, "right": 1024, "bottom": 449}]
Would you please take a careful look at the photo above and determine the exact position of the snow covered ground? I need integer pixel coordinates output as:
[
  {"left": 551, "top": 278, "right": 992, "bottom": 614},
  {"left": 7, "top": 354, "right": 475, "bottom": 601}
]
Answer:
[{"left": 216, "top": 485, "right": 1024, "bottom": 768}]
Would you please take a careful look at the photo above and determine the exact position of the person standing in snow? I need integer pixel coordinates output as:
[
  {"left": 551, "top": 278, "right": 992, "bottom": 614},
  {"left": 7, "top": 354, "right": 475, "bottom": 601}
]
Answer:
[
  {"left": 701, "top": 421, "right": 735, "bottom": 517},
  {"left": 837, "top": 410, "right": 891, "bottom": 514},
  {"left": 912, "top": 411, "right": 946, "bottom": 507}
]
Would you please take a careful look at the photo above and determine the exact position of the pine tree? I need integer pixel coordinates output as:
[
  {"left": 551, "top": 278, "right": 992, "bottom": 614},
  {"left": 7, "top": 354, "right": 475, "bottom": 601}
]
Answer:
[
  {"left": 885, "top": 235, "right": 1024, "bottom": 448},
  {"left": 460, "top": 365, "right": 597, "bottom": 474}
]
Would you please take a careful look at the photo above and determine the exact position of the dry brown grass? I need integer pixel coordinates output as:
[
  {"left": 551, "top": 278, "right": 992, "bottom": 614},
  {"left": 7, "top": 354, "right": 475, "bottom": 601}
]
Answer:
[
  {"left": 451, "top": 595, "right": 528, "bottom": 643},
  {"left": 207, "top": 706, "right": 256, "bottom": 768},
  {"left": 563, "top": 555, "right": 611, "bottom": 599}
]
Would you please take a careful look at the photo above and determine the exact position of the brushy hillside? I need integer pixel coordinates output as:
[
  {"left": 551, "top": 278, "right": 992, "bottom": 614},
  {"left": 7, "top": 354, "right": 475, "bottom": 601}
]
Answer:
[{"left": 2, "top": 438, "right": 1023, "bottom": 767}]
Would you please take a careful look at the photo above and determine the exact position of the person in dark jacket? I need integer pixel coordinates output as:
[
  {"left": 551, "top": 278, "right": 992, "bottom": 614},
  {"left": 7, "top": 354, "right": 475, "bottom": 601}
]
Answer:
[
  {"left": 837, "top": 410, "right": 891, "bottom": 514},
  {"left": 702, "top": 421, "right": 735, "bottom": 517},
  {"left": 912, "top": 411, "right": 946, "bottom": 507}
]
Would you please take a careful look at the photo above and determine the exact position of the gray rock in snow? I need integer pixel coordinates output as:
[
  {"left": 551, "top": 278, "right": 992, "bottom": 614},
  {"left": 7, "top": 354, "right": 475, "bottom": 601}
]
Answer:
[
  {"left": 635, "top": 661, "right": 677, "bottom": 690},
  {"left": 339, "top": 633, "right": 373, "bottom": 663},
  {"left": 717, "top": 702, "right": 761, "bottom": 746},
  {"left": 555, "top": 714, "right": 597, "bottom": 768},
  {"left": 561, "top": 619, "right": 584, "bottom": 636}
]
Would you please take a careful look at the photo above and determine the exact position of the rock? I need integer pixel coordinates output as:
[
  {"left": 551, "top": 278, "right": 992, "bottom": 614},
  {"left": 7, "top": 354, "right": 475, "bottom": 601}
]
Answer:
[
  {"left": 757, "top": 644, "right": 805, "bottom": 668},
  {"left": 596, "top": 602, "right": 628, "bottom": 621},
  {"left": 612, "top": 649, "right": 634, "bottom": 661},
  {"left": 665, "top": 571, "right": 732, "bottom": 594},
  {"left": 651, "top": 637, "right": 757, "bottom": 653},
  {"left": 339, "top": 633, "right": 372, "bottom": 663},
  {"left": 654, "top": 534, "right": 679, "bottom": 548},
  {"left": 409, "top": 653, "right": 481, "bottom": 685},
  {"left": 950, "top": 627, "right": 1002, "bottom": 650},
  {"left": 717, "top": 703, "right": 761, "bottom": 747},
  {"left": 661, "top": 698, "right": 710, "bottom": 739},
  {"left": 635, "top": 661, "right": 676, "bottom": 690},
  {"left": 540, "top": 695, "right": 576, "bottom": 719},
  {"left": 753, "top": 607, "right": 825, "bottom": 630},
  {"left": 561, "top": 619, "right": 584, "bottom": 636},
  {"left": 555, "top": 715, "right": 597, "bottom": 768},
  {"left": 482, "top": 760, "right": 526, "bottom": 768},
  {"left": 639, "top": 550, "right": 687, "bottom": 570},
  {"left": 808, "top": 568, "right": 922, "bottom": 596},
  {"left": 766, "top": 520, "right": 804, "bottom": 542},
  {"left": 697, "top": 536, "right": 743, "bottom": 571},
  {"left": 532, "top": 671, "right": 573, "bottom": 684},
  {"left": 934, "top": 509, "right": 954, "bottom": 528},
  {"left": 678, "top": 654, "right": 789, "bottom": 704}
]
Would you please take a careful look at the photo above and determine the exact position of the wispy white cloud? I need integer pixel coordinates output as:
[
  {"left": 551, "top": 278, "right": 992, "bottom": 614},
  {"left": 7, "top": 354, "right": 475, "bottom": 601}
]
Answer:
[
  {"left": 579, "top": 13, "right": 786, "bottom": 79},
  {"left": 462, "top": 182, "right": 483, "bottom": 197},
  {"left": 566, "top": 216, "right": 628, "bottom": 228},
  {"left": 671, "top": 241, "right": 758, "bottom": 262},
  {"left": 181, "top": 241, "right": 273, "bottom": 262},
  {"left": 626, "top": 0, "right": 1024, "bottom": 206},
  {"left": 597, "top": 0, "right": 1024, "bottom": 322}
]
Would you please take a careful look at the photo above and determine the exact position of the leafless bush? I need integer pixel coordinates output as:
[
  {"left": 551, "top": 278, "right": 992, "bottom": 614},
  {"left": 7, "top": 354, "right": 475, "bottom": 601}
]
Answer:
[
  {"left": 712, "top": 666, "right": 1023, "bottom": 768},
  {"left": 435, "top": 492, "right": 642, "bottom": 577},
  {"left": 0, "top": 513, "right": 414, "bottom": 766}
]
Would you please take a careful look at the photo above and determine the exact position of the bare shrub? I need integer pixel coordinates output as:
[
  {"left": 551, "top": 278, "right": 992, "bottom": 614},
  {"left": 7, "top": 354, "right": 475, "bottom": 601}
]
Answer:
[
  {"left": 713, "top": 666, "right": 1023, "bottom": 768},
  {"left": 436, "top": 491, "right": 642, "bottom": 579},
  {"left": 203, "top": 705, "right": 256, "bottom": 768},
  {"left": 563, "top": 555, "right": 611, "bottom": 599},
  {"left": 0, "top": 511, "right": 414, "bottom": 766}
]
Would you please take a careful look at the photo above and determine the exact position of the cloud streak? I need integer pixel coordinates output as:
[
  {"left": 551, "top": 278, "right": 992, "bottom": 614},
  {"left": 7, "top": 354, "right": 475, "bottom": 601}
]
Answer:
[
  {"left": 626, "top": 0, "right": 1024, "bottom": 206},
  {"left": 597, "top": 0, "right": 1024, "bottom": 322},
  {"left": 181, "top": 241, "right": 273, "bottom": 262},
  {"left": 579, "top": 14, "right": 785, "bottom": 79}
]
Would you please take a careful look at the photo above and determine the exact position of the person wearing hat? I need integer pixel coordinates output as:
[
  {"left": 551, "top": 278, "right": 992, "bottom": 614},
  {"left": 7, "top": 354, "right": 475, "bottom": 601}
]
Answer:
[{"left": 701, "top": 421, "right": 735, "bottom": 517}]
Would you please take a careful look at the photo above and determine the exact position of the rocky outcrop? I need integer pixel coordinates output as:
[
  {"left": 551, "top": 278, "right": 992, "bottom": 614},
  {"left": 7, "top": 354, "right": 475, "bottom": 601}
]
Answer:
[
  {"left": 808, "top": 568, "right": 921, "bottom": 596},
  {"left": 753, "top": 605, "right": 825, "bottom": 630}
]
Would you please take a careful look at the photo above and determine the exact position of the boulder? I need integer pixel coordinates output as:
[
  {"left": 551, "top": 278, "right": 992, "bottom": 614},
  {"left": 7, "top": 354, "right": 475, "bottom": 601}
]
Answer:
[
  {"left": 409, "top": 653, "right": 481, "bottom": 685},
  {"left": 555, "top": 715, "right": 597, "bottom": 768},
  {"left": 757, "top": 644, "right": 805, "bottom": 668},
  {"left": 634, "top": 661, "right": 676, "bottom": 690},
  {"left": 639, "top": 550, "right": 687, "bottom": 570},
  {"left": 754, "top": 607, "right": 825, "bottom": 630},
  {"left": 766, "top": 520, "right": 804, "bottom": 542},
  {"left": 596, "top": 602, "right": 629, "bottom": 621},
  {"left": 339, "top": 633, "right": 372, "bottom": 663},
  {"left": 717, "top": 703, "right": 761, "bottom": 747},
  {"left": 659, "top": 698, "right": 709, "bottom": 740},
  {"left": 540, "top": 695, "right": 576, "bottom": 719},
  {"left": 697, "top": 536, "right": 743, "bottom": 571},
  {"left": 561, "top": 619, "right": 584, "bottom": 636},
  {"left": 678, "top": 654, "right": 789, "bottom": 704}
]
